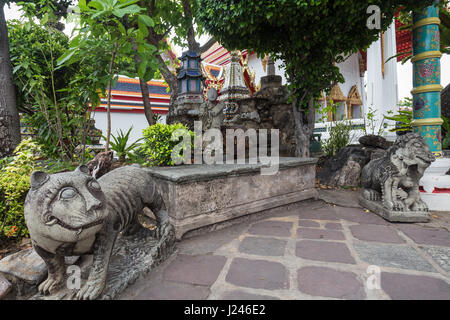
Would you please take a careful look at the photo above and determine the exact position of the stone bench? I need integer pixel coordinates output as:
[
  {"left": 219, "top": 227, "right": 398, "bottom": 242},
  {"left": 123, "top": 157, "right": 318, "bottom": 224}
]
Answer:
[{"left": 146, "top": 157, "right": 318, "bottom": 240}]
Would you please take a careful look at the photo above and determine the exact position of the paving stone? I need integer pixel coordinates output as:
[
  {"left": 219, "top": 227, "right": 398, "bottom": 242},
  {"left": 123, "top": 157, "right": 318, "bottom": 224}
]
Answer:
[
  {"left": 0, "top": 273, "right": 12, "bottom": 299},
  {"left": 239, "top": 237, "right": 287, "bottom": 257},
  {"left": 333, "top": 206, "right": 388, "bottom": 225},
  {"left": 226, "top": 258, "right": 289, "bottom": 290},
  {"left": 220, "top": 290, "right": 280, "bottom": 300},
  {"left": 381, "top": 272, "right": 450, "bottom": 300},
  {"left": 422, "top": 247, "right": 450, "bottom": 273},
  {"left": 353, "top": 242, "right": 436, "bottom": 272},
  {"left": 163, "top": 254, "right": 226, "bottom": 286},
  {"left": 298, "top": 220, "right": 320, "bottom": 228},
  {"left": 324, "top": 222, "right": 342, "bottom": 230},
  {"left": 295, "top": 240, "right": 356, "bottom": 264},
  {"left": 350, "top": 224, "right": 405, "bottom": 244},
  {"left": 396, "top": 224, "right": 450, "bottom": 247},
  {"left": 132, "top": 281, "right": 210, "bottom": 300},
  {"left": 296, "top": 228, "right": 345, "bottom": 241},
  {"left": 247, "top": 221, "right": 293, "bottom": 237},
  {"left": 298, "top": 266, "right": 365, "bottom": 299},
  {"left": 298, "top": 208, "right": 338, "bottom": 221}
]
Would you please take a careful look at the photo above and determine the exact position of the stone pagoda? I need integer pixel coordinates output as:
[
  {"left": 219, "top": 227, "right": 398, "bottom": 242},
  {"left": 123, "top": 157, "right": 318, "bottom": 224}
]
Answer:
[{"left": 167, "top": 50, "right": 204, "bottom": 129}]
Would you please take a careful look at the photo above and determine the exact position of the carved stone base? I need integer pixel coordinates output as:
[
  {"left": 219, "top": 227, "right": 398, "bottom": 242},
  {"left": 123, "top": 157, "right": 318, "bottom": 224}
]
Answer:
[
  {"left": 29, "top": 226, "right": 175, "bottom": 300},
  {"left": 359, "top": 195, "right": 431, "bottom": 223}
]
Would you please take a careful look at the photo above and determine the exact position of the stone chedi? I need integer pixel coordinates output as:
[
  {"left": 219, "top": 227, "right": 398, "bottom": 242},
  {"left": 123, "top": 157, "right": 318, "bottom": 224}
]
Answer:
[
  {"left": 219, "top": 50, "right": 250, "bottom": 123},
  {"left": 359, "top": 133, "right": 435, "bottom": 222},
  {"left": 23, "top": 165, "right": 174, "bottom": 300}
]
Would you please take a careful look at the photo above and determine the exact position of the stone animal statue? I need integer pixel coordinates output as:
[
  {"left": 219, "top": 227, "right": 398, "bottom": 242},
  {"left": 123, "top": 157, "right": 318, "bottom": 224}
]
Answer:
[
  {"left": 86, "top": 150, "right": 113, "bottom": 179},
  {"left": 24, "top": 165, "right": 172, "bottom": 300},
  {"left": 361, "top": 133, "right": 435, "bottom": 212}
]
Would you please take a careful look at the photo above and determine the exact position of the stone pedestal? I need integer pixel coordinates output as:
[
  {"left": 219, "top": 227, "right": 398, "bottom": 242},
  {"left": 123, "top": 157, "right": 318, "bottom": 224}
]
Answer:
[
  {"left": 359, "top": 196, "right": 431, "bottom": 223},
  {"left": 146, "top": 157, "right": 318, "bottom": 240},
  {"left": 419, "top": 158, "right": 450, "bottom": 211}
]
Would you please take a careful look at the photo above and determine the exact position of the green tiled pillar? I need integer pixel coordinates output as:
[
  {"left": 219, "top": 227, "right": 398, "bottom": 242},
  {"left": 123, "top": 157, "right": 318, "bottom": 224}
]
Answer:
[{"left": 411, "top": 3, "right": 443, "bottom": 158}]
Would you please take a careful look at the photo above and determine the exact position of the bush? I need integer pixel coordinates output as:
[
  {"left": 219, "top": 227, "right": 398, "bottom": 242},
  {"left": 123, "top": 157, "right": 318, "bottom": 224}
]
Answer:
[
  {"left": 139, "top": 123, "right": 195, "bottom": 166},
  {"left": 322, "top": 120, "right": 352, "bottom": 157},
  {"left": 0, "top": 139, "right": 43, "bottom": 239}
]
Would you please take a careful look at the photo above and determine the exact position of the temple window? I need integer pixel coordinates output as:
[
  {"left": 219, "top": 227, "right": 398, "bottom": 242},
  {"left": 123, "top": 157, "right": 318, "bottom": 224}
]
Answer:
[{"left": 346, "top": 85, "right": 363, "bottom": 119}]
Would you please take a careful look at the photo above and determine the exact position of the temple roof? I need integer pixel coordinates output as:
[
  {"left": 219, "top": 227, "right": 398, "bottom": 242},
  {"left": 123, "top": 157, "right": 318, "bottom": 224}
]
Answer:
[
  {"left": 177, "top": 69, "right": 203, "bottom": 79},
  {"left": 96, "top": 76, "right": 170, "bottom": 114},
  {"left": 180, "top": 50, "right": 201, "bottom": 60}
]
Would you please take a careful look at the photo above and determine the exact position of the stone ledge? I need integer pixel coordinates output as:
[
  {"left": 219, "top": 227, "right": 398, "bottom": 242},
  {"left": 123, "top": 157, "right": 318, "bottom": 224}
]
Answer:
[
  {"left": 149, "top": 157, "right": 318, "bottom": 240},
  {"left": 146, "top": 157, "right": 318, "bottom": 183}
]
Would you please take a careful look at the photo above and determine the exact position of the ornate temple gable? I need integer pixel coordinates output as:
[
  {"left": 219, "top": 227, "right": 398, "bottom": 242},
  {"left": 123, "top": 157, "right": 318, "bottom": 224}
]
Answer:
[
  {"left": 347, "top": 85, "right": 363, "bottom": 106},
  {"left": 327, "top": 84, "right": 347, "bottom": 103}
]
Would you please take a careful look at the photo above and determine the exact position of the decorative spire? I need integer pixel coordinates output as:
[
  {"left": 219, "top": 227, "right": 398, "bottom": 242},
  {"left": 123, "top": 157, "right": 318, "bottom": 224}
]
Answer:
[{"left": 218, "top": 51, "right": 250, "bottom": 101}]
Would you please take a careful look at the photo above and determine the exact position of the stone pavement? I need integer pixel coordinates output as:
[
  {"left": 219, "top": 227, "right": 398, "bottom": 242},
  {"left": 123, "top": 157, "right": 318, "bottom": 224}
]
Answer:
[{"left": 118, "top": 199, "right": 450, "bottom": 300}]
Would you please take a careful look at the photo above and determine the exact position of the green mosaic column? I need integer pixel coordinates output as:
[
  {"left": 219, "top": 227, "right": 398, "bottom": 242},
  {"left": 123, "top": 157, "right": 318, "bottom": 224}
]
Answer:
[{"left": 411, "top": 3, "right": 443, "bottom": 158}]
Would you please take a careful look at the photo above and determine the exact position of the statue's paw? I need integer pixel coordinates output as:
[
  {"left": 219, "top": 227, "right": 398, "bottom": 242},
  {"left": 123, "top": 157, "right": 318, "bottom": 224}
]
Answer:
[
  {"left": 74, "top": 279, "right": 105, "bottom": 300},
  {"left": 392, "top": 200, "right": 406, "bottom": 211},
  {"left": 413, "top": 200, "right": 428, "bottom": 212},
  {"left": 38, "top": 275, "right": 63, "bottom": 295},
  {"left": 157, "top": 222, "right": 174, "bottom": 240},
  {"left": 384, "top": 200, "right": 405, "bottom": 211}
]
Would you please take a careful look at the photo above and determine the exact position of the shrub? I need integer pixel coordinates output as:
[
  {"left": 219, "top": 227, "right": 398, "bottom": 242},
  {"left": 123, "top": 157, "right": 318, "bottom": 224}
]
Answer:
[
  {"left": 322, "top": 120, "right": 352, "bottom": 157},
  {"left": 0, "top": 139, "right": 43, "bottom": 239},
  {"left": 105, "top": 127, "right": 143, "bottom": 162},
  {"left": 139, "top": 123, "right": 195, "bottom": 166}
]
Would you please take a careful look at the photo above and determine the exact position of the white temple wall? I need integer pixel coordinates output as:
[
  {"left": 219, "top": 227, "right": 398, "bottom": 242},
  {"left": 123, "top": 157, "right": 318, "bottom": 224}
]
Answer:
[
  {"left": 92, "top": 111, "right": 166, "bottom": 148},
  {"left": 366, "top": 21, "right": 399, "bottom": 141}
]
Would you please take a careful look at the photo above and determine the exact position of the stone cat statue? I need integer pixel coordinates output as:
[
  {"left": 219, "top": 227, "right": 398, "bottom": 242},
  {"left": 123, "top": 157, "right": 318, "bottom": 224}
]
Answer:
[{"left": 24, "top": 165, "right": 172, "bottom": 300}]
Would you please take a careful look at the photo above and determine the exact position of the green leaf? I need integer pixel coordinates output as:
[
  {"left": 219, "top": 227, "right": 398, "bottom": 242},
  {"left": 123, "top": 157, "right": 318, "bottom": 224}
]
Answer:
[
  {"left": 138, "top": 15, "right": 154, "bottom": 27},
  {"left": 56, "top": 49, "right": 76, "bottom": 66},
  {"left": 138, "top": 61, "right": 147, "bottom": 79}
]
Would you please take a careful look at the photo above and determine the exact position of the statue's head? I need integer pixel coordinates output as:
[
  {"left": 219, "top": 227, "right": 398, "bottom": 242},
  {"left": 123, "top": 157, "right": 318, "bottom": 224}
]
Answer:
[
  {"left": 24, "top": 165, "right": 108, "bottom": 243},
  {"left": 393, "top": 133, "right": 435, "bottom": 168}
]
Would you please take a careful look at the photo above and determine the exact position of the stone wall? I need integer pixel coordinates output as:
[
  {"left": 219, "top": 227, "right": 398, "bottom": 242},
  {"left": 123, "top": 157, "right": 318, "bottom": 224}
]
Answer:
[{"left": 146, "top": 158, "right": 318, "bottom": 240}]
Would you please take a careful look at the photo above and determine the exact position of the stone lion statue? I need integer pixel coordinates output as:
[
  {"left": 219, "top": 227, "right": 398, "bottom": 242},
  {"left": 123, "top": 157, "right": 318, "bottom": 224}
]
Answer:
[
  {"left": 360, "top": 133, "right": 435, "bottom": 219},
  {"left": 24, "top": 165, "right": 173, "bottom": 300}
]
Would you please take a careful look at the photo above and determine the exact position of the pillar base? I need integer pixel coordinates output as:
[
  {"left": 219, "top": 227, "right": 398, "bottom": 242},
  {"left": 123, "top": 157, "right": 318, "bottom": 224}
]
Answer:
[{"left": 419, "top": 158, "right": 450, "bottom": 212}]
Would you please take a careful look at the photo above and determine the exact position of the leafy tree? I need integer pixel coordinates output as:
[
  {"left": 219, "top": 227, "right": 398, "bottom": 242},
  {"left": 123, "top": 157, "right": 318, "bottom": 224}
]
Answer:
[
  {"left": 197, "top": 0, "right": 436, "bottom": 157},
  {"left": 134, "top": 0, "right": 216, "bottom": 103},
  {"left": 59, "top": 0, "right": 158, "bottom": 150},
  {"left": 0, "top": 0, "right": 73, "bottom": 158}
]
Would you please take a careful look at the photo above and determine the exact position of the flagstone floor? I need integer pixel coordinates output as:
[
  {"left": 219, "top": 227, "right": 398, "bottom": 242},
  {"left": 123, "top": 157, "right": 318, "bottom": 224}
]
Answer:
[{"left": 118, "top": 199, "right": 450, "bottom": 300}]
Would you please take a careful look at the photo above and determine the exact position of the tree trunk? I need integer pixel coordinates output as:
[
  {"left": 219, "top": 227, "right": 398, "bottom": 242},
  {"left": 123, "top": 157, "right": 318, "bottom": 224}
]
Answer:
[
  {"left": 155, "top": 53, "right": 178, "bottom": 102},
  {"left": 139, "top": 77, "right": 156, "bottom": 126},
  {"left": 0, "top": 3, "right": 21, "bottom": 157},
  {"left": 292, "top": 95, "right": 315, "bottom": 158}
]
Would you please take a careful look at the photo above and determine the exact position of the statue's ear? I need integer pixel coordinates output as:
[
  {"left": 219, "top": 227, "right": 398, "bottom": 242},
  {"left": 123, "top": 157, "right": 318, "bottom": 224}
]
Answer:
[
  {"left": 30, "top": 171, "right": 49, "bottom": 190},
  {"left": 75, "top": 165, "right": 91, "bottom": 175}
]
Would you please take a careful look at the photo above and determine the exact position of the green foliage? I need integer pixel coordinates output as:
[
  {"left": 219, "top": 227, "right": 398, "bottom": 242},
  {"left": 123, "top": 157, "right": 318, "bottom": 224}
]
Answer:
[
  {"left": 0, "top": 139, "right": 43, "bottom": 239},
  {"left": 384, "top": 99, "right": 413, "bottom": 133},
  {"left": 197, "top": 0, "right": 434, "bottom": 112},
  {"left": 139, "top": 123, "right": 194, "bottom": 166},
  {"left": 442, "top": 116, "right": 450, "bottom": 149},
  {"left": 363, "top": 105, "right": 385, "bottom": 136},
  {"left": 104, "top": 127, "right": 143, "bottom": 162},
  {"left": 8, "top": 11, "right": 96, "bottom": 161},
  {"left": 317, "top": 100, "right": 353, "bottom": 157}
]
